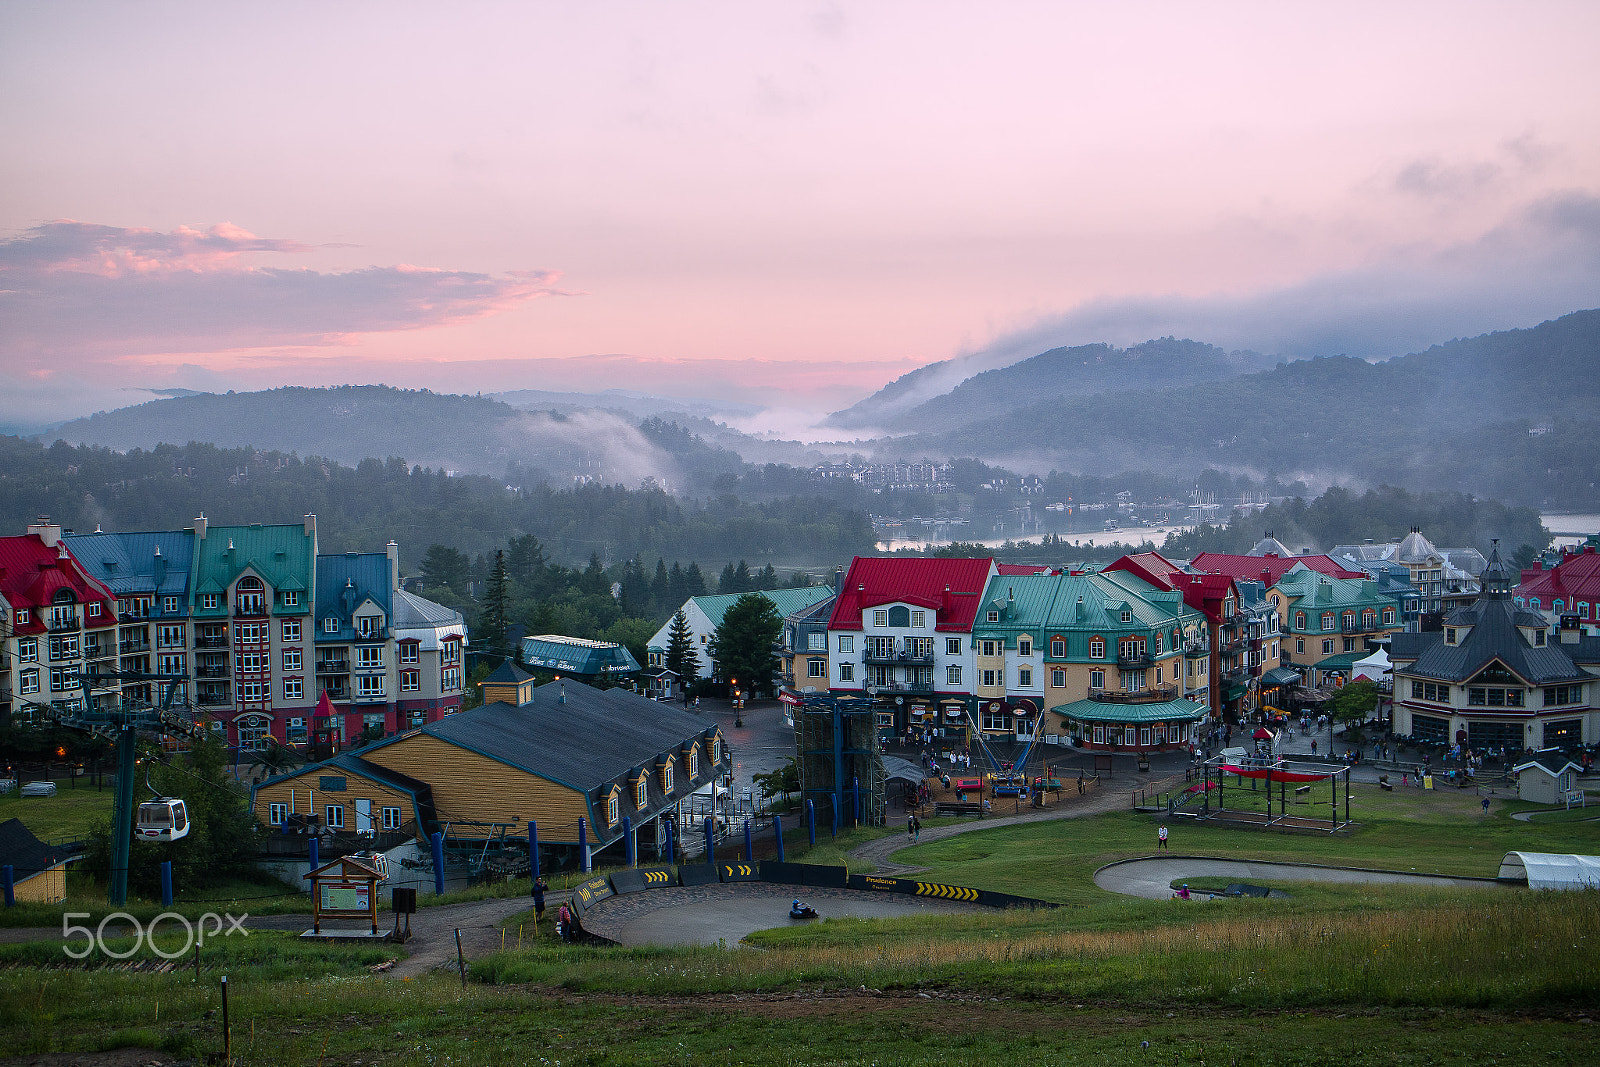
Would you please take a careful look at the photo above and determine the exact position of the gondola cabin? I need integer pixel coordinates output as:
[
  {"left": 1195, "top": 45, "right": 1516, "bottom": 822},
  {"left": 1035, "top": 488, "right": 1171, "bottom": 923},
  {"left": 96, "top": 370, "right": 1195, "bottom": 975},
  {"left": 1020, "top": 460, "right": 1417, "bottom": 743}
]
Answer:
[{"left": 136, "top": 799, "right": 190, "bottom": 842}]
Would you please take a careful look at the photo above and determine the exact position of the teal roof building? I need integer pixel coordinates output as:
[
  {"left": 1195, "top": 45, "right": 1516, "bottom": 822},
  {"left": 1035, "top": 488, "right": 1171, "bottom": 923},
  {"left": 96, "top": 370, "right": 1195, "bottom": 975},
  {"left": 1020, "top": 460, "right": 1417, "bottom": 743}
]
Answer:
[{"left": 520, "top": 634, "right": 640, "bottom": 682}]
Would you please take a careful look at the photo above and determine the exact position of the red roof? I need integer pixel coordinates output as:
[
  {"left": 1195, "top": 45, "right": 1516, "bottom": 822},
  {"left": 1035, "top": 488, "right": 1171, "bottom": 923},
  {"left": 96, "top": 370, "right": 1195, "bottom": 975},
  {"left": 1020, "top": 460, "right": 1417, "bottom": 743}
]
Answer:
[
  {"left": 1518, "top": 546, "right": 1600, "bottom": 608},
  {"left": 827, "top": 556, "right": 996, "bottom": 632},
  {"left": 997, "top": 563, "right": 1055, "bottom": 576},
  {"left": 1190, "top": 552, "right": 1365, "bottom": 587},
  {"left": 1105, "top": 553, "right": 1238, "bottom": 622},
  {"left": 0, "top": 534, "right": 116, "bottom": 636}
]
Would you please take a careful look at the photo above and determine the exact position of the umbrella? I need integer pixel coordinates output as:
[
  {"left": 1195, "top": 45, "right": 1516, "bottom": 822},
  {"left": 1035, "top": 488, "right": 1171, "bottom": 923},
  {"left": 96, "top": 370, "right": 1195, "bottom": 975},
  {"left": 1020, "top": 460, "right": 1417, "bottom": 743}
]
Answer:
[{"left": 1252, "top": 727, "right": 1274, "bottom": 740}]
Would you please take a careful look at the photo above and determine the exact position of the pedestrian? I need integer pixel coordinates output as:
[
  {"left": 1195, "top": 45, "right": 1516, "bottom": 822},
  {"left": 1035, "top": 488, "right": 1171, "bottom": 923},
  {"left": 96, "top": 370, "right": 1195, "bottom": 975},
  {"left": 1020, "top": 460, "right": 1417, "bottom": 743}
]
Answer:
[
  {"left": 1481, "top": 797, "right": 1490, "bottom": 816},
  {"left": 557, "top": 902, "right": 572, "bottom": 942},
  {"left": 1158, "top": 824, "right": 1169, "bottom": 851},
  {"left": 907, "top": 813, "right": 916, "bottom": 840},
  {"left": 1310, "top": 739, "right": 1317, "bottom": 755},
  {"left": 913, "top": 815, "right": 922, "bottom": 842},
  {"left": 533, "top": 875, "right": 547, "bottom": 918},
  {"left": 1077, "top": 770, "right": 1086, "bottom": 795}
]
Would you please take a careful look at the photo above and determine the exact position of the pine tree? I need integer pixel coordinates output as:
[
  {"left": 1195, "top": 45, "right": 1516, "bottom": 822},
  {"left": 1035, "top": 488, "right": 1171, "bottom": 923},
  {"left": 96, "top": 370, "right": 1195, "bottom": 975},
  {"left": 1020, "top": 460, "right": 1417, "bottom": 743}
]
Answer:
[
  {"left": 506, "top": 534, "right": 547, "bottom": 588},
  {"left": 708, "top": 592, "right": 783, "bottom": 698},
  {"left": 665, "top": 608, "right": 701, "bottom": 696},
  {"left": 668, "top": 561, "right": 688, "bottom": 604},
  {"left": 651, "top": 558, "right": 671, "bottom": 611},
  {"left": 755, "top": 563, "right": 779, "bottom": 590},
  {"left": 477, "top": 549, "right": 510, "bottom": 654},
  {"left": 580, "top": 551, "right": 610, "bottom": 596},
  {"left": 685, "top": 562, "right": 707, "bottom": 596},
  {"left": 719, "top": 562, "right": 738, "bottom": 593},
  {"left": 420, "top": 543, "right": 469, "bottom": 592},
  {"left": 732, "top": 560, "right": 753, "bottom": 592}
]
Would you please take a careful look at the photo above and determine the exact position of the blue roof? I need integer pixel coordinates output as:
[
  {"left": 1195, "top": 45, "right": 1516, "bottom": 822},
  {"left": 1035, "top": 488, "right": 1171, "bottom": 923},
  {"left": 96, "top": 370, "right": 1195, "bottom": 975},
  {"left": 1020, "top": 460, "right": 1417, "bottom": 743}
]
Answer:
[
  {"left": 63, "top": 530, "right": 194, "bottom": 603},
  {"left": 315, "top": 552, "right": 394, "bottom": 642},
  {"left": 520, "top": 635, "right": 640, "bottom": 676}
]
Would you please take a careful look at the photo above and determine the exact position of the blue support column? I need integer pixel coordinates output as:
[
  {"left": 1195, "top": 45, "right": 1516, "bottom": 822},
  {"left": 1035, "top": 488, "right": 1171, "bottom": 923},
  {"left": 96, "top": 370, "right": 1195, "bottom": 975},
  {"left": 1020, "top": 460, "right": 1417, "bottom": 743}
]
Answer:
[
  {"left": 2, "top": 865, "right": 13, "bottom": 907},
  {"left": 623, "top": 817, "right": 635, "bottom": 867},
  {"left": 578, "top": 818, "right": 589, "bottom": 873},
  {"left": 430, "top": 832, "right": 445, "bottom": 895},
  {"left": 743, "top": 819, "right": 753, "bottom": 861},
  {"left": 703, "top": 816, "right": 714, "bottom": 865},
  {"left": 806, "top": 799, "right": 816, "bottom": 846},
  {"left": 853, "top": 776, "right": 861, "bottom": 826},
  {"left": 160, "top": 860, "right": 173, "bottom": 907},
  {"left": 308, "top": 835, "right": 320, "bottom": 879},
  {"left": 774, "top": 815, "right": 785, "bottom": 862},
  {"left": 831, "top": 804, "right": 838, "bottom": 837},
  {"left": 663, "top": 818, "right": 675, "bottom": 864},
  {"left": 528, "top": 821, "right": 540, "bottom": 883}
]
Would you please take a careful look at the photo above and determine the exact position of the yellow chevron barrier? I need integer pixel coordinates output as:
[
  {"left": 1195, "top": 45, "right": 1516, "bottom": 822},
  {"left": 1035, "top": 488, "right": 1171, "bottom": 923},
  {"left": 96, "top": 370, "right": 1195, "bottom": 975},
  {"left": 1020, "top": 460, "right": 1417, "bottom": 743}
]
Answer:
[
  {"left": 643, "top": 870, "right": 672, "bottom": 885},
  {"left": 914, "top": 882, "right": 980, "bottom": 901},
  {"left": 723, "top": 864, "right": 756, "bottom": 878}
]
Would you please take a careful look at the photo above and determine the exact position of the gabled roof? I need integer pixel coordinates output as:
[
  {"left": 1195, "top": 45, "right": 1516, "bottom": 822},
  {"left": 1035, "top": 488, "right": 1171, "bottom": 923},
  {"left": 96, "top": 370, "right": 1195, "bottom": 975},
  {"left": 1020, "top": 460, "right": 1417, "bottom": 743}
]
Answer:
[
  {"left": 0, "top": 535, "right": 115, "bottom": 621},
  {"left": 1105, "top": 552, "right": 1239, "bottom": 622},
  {"left": 1519, "top": 547, "right": 1600, "bottom": 608},
  {"left": 688, "top": 586, "right": 835, "bottom": 630},
  {"left": 482, "top": 660, "right": 534, "bottom": 686},
  {"left": 366, "top": 679, "right": 719, "bottom": 793},
  {"left": 62, "top": 530, "right": 195, "bottom": 599},
  {"left": 191, "top": 522, "right": 315, "bottom": 607},
  {"left": 1404, "top": 593, "right": 1589, "bottom": 686},
  {"left": 0, "top": 818, "right": 64, "bottom": 879},
  {"left": 1249, "top": 535, "right": 1295, "bottom": 557},
  {"left": 828, "top": 556, "right": 996, "bottom": 632},
  {"left": 1512, "top": 750, "right": 1583, "bottom": 778},
  {"left": 314, "top": 552, "right": 393, "bottom": 635},
  {"left": 1191, "top": 551, "right": 1366, "bottom": 585}
]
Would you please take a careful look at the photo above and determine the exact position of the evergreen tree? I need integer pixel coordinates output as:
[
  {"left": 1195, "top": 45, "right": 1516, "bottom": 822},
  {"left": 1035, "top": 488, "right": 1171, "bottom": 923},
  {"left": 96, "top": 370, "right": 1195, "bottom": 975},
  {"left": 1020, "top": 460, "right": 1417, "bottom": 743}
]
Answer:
[
  {"left": 420, "top": 543, "right": 470, "bottom": 592},
  {"left": 665, "top": 609, "right": 701, "bottom": 695},
  {"left": 708, "top": 593, "right": 783, "bottom": 697},
  {"left": 786, "top": 570, "right": 813, "bottom": 588},
  {"left": 755, "top": 563, "right": 779, "bottom": 590},
  {"left": 579, "top": 551, "right": 610, "bottom": 596},
  {"left": 506, "top": 534, "right": 548, "bottom": 588},
  {"left": 719, "top": 562, "right": 738, "bottom": 593},
  {"left": 477, "top": 549, "right": 511, "bottom": 654},
  {"left": 651, "top": 558, "right": 671, "bottom": 610},
  {"left": 619, "top": 554, "right": 650, "bottom": 613},
  {"left": 732, "top": 559, "right": 752, "bottom": 592},
  {"left": 685, "top": 562, "right": 707, "bottom": 596},
  {"left": 668, "top": 561, "right": 688, "bottom": 604}
]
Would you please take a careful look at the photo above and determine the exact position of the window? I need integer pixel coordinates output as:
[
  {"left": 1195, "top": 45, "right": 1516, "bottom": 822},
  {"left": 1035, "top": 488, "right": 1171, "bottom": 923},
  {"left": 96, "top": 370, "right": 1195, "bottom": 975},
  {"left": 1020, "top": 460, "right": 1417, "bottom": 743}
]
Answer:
[
  {"left": 382, "top": 806, "right": 403, "bottom": 830},
  {"left": 157, "top": 623, "right": 184, "bottom": 648},
  {"left": 240, "top": 680, "right": 264, "bottom": 701},
  {"left": 866, "top": 635, "right": 894, "bottom": 658},
  {"left": 838, "top": 635, "right": 854, "bottom": 653},
  {"left": 88, "top": 602, "right": 101, "bottom": 618},
  {"left": 987, "top": 610, "right": 1000, "bottom": 623},
  {"left": 1140, "top": 728, "right": 1152, "bottom": 747},
  {"left": 1412, "top": 681, "right": 1449, "bottom": 703},
  {"left": 237, "top": 652, "right": 264, "bottom": 672},
  {"left": 607, "top": 793, "right": 619, "bottom": 825},
  {"left": 49, "top": 634, "right": 79, "bottom": 660},
  {"left": 401, "top": 670, "right": 421, "bottom": 692},
  {"left": 1321, "top": 613, "right": 1334, "bottom": 631},
  {"left": 1155, "top": 666, "right": 1162, "bottom": 684},
  {"left": 1583, "top": 603, "right": 1592, "bottom": 620},
  {"left": 1052, "top": 668, "right": 1066, "bottom": 687},
  {"left": 50, "top": 666, "right": 78, "bottom": 691},
  {"left": 712, "top": 737, "right": 721, "bottom": 763},
  {"left": 1535, "top": 630, "right": 1546, "bottom": 647},
  {"left": 442, "top": 640, "right": 461, "bottom": 664},
  {"left": 806, "top": 659, "right": 827, "bottom": 678},
  {"left": 1089, "top": 638, "right": 1104, "bottom": 659},
  {"left": 282, "top": 649, "right": 301, "bottom": 672},
  {"left": 1010, "top": 666, "right": 1029, "bottom": 687},
  {"left": 357, "top": 646, "right": 384, "bottom": 669},
  {"left": 268, "top": 803, "right": 287, "bottom": 825},
  {"left": 874, "top": 609, "right": 888, "bottom": 627},
  {"left": 636, "top": 779, "right": 648, "bottom": 808},
  {"left": 201, "top": 593, "right": 220, "bottom": 611},
  {"left": 358, "top": 675, "right": 385, "bottom": 698},
  {"left": 945, "top": 637, "right": 961, "bottom": 655},
  {"left": 1544, "top": 684, "right": 1583, "bottom": 706},
  {"left": 689, "top": 747, "right": 699, "bottom": 777},
  {"left": 1295, "top": 638, "right": 1304, "bottom": 654},
  {"left": 661, "top": 760, "right": 674, "bottom": 794},
  {"left": 20, "top": 669, "right": 40, "bottom": 694},
  {"left": 157, "top": 653, "right": 185, "bottom": 675},
  {"left": 807, "top": 632, "right": 826, "bottom": 651},
  {"left": 14, "top": 609, "right": 28, "bottom": 625},
  {"left": 1295, "top": 612, "right": 1306, "bottom": 630},
  {"left": 441, "top": 666, "right": 461, "bottom": 691},
  {"left": 947, "top": 665, "right": 963, "bottom": 685},
  {"left": 911, "top": 610, "right": 926, "bottom": 628},
  {"left": 325, "top": 805, "right": 344, "bottom": 829},
  {"left": 323, "top": 617, "right": 338, "bottom": 633},
  {"left": 283, "top": 678, "right": 303, "bottom": 701},
  {"left": 282, "top": 591, "right": 299, "bottom": 607},
  {"left": 981, "top": 669, "right": 997, "bottom": 687},
  {"left": 981, "top": 640, "right": 997, "bottom": 657},
  {"left": 282, "top": 620, "right": 301, "bottom": 642},
  {"left": 1018, "top": 637, "right": 1032, "bottom": 656},
  {"left": 1343, "top": 638, "right": 1357, "bottom": 653},
  {"left": 1090, "top": 669, "right": 1105, "bottom": 689},
  {"left": 236, "top": 578, "right": 265, "bottom": 616},
  {"left": 1322, "top": 639, "right": 1333, "bottom": 655},
  {"left": 981, "top": 707, "right": 1011, "bottom": 732},
  {"left": 1052, "top": 637, "right": 1066, "bottom": 657},
  {"left": 1092, "top": 725, "right": 1104, "bottom": 744},
  {"left": 357, "top": 616, "right": 382, "bottom": 639},
  {"left": 1120, "top": 611, "right": 1132, "bottom": 623},
  {"left": 838, "top": 662, "right": 854, "bottom": 682},
  {"left": 1119, "top": 669, "right": 1145, "bottom": 692},
  {"left": 1446, "top": 628, "right": 1457, "bottom": 644},
  {"left": 17, "top": 637, "right": 37, "bottom": 662}
]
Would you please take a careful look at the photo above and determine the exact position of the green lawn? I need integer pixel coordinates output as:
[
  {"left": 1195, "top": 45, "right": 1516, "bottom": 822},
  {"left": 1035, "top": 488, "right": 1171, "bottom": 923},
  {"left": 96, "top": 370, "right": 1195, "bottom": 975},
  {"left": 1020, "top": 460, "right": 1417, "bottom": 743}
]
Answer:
[{"left": 0, "top": 783, "right": 114, "bottom": 842}]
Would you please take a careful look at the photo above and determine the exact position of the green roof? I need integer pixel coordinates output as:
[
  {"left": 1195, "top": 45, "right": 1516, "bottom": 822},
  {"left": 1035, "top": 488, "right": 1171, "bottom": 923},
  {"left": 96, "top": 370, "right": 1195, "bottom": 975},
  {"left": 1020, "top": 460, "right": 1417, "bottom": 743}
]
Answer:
[
  {"left": 520, "top": 635, "right": 640, "bottom": 676},
  {"left": 690, "top": 587, "right": 834, "bottom": 629},
  {"left": 973, "top": 571, "right": 1204, "bottom": 641},
  {"left": 1312, "top": 651, "right": 1366, "bottom": 671},
  {"left": 1055, "top": 696, "right": 1210, "bottom": 724},
  {"left": 189, "top": 522, "right": 316, "bottom": 615}
]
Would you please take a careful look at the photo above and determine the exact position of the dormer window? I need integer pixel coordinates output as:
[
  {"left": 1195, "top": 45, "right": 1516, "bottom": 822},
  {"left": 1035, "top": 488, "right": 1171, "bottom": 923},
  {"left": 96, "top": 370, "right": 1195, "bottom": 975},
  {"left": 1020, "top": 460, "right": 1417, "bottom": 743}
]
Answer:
[
  {"left": 712, "top": 737, "right": 721, "bottom": 764},
  {"left": 357, "top": 616, "right": 382, "bottom": 639},
  {"left": 607, "top": 792, "right": 619, "bottom": 826},
  {"left": 1446, "top": 628, "right": 1457, "bottom": 645},
  {"left": 324, "top": 617, "right": 338, "bottom": 633},
  {"left": 1535, "top": 629, "right": 1546, "bottom": 646},
  {"left": 661, "top": 760, "right": 674, "bottom": 794},
  {"left": 1120, "top": 611, "right": 1132, "bottom": 624},
  {"left": 636, "top": 778, "right": 647, "bottom": 808},
  {"left": 688, "top": 746, "right": 699, "bottom": 778},
  {"left": 987, "top": 610, "right": 1000, "bottom": 623},
  {"left": 281, "top": 591, "right": 299, "bottom": 608}
]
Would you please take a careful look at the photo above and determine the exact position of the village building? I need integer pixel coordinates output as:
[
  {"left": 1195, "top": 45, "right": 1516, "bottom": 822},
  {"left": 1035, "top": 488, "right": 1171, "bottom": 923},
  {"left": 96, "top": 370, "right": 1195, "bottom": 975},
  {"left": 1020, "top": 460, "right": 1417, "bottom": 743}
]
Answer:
[
  {"left": 1517, "top": 543, "right": 1600, "bottom": 637},
  {"left": 0, "top": 818, "right": 71, "bottom": 903},
  {"left": 251, "top": 662, "right": 729, "bottom": 873},
  {"left": 1270, "top": 565, "right": 1407, "bottom": 687},
  {"left": 1390, "top": 545, "right": 1600, "bottom": 754},
  {"left": 646, "top": 586, "right": 835, "bottom": 682},
  {"left": 520, "top": 634, "right": 640, "bottom": 686}
]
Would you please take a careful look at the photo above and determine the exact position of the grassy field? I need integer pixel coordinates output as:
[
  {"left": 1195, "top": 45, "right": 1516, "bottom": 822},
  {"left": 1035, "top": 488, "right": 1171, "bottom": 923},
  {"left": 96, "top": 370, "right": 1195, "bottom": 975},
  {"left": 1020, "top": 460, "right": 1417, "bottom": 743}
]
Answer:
[{"left": 0, "top": 783, "right": 114, "bottom": 841}]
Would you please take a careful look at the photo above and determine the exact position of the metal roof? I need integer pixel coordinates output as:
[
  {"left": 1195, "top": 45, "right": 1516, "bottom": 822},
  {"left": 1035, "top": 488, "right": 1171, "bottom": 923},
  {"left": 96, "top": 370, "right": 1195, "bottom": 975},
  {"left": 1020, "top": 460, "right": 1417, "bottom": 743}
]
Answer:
[
  {"left": 1497, "top": 851, "right": 1600, "bottom": 891},
  {"left": 1406, "top": 592, "right": 1590, "bottom": 686},
  {"left": 1055, "top": 696, "right": 1210, "bottom": 724},
  {"left": 688, "top": 586, "right": 835, "bottom": 630},
  {"left": 62, "top": 530, "right": 194, "bottom": 600},
  {"left": 828, "top": 556, "right": 996, "bottom": 632},
  {"left": 520, "top": 635, "right": 640, "bottom": 675}
]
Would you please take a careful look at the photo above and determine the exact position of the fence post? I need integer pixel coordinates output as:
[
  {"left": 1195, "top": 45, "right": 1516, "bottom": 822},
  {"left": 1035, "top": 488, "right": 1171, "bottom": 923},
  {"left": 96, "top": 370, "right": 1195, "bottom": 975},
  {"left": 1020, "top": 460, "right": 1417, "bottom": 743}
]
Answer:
[
  {"left": 806, "top": 799, "right": 816, "bottom": 846},
  {"left": 161, "top": 860, "right": 173, "bottom": 907},
  {"left": 703, "top": 816, "right": 714, "bottom": 865},
  {"left": 431, "top": 831, "right": 446, "bottom": 894},
  {"left": 308, "top": 834, "right": 320, "bottom": 879},
  {"left": 743, "top": 818, "right": 752, "bottom": 861},
  {"left": 774, "top": 815, "right": 785, "bottom": 862}
]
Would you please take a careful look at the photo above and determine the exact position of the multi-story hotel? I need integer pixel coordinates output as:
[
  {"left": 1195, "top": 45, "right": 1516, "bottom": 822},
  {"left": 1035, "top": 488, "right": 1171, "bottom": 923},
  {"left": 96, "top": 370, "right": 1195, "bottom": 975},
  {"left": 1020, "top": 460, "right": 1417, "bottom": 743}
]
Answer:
[{"left": 1, "top": 517, "right": 464, "bottom": 751}]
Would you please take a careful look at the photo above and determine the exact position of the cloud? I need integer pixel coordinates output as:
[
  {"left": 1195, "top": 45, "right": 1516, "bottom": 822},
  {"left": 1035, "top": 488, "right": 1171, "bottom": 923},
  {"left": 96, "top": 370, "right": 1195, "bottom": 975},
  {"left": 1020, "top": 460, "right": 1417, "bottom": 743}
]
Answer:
[{"left": 0, "top": 220, "right": 574, "bottom": 364}]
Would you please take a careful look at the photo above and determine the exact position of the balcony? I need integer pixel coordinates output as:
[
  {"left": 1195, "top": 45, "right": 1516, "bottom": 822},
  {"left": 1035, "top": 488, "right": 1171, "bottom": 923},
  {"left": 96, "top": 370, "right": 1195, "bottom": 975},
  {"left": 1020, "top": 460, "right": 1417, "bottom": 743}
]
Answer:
[
  {"left": 1183, "top": 640, "right": 1210, "bottom": 657},
  {"left": 1088, "top": 685, "right": 1179, "bottom": 704},
  {"left": 196, "top": 664, "right": 229, "bottom": 678},
  {"left": 46, "top": 613, "right": 80, "bottom": 632},
  {"left": 321, "top": 686, "right": 350, "bottom": 701},
  {"left": 1341, "top": 620, "right": 1381, "bottom": 634},
  {"left": 863, "top": 647, "right": 935, "bottom": 665},
  {"left": 317, "top": 659, "right": 350, "bottom": 675},
  {"left": 118, "top": 638, "right": 151, "bottom": 655},
  {"left": 195, "top": 635, "right": 229, "bottom": 649},
  {"left": 866, "top": 679, "right": 936, "bottom": 695},
  {"left": 1116, "top": 650, "right": 1153, "bottom": 667},
  {"left": 196, "top": 692, "right": 231, "bottom": 707}
]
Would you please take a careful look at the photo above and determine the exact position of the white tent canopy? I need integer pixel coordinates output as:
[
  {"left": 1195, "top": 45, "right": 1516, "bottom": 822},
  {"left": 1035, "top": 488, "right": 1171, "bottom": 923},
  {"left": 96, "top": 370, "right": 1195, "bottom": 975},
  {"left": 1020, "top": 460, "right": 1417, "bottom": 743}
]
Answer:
[
  {"left": 1352, "top": 647, "right": 1391, "bottom": 682},
  {"left": 1497, "top": 851, "right": 1600, "bottom": 890}
]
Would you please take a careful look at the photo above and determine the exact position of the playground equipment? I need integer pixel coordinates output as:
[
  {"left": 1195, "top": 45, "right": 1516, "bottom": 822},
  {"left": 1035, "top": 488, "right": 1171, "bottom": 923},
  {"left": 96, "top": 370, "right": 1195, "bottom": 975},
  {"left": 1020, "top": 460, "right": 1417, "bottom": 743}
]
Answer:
[{"left": 963, "top": 705, "right": 1043, "bottom": 795}]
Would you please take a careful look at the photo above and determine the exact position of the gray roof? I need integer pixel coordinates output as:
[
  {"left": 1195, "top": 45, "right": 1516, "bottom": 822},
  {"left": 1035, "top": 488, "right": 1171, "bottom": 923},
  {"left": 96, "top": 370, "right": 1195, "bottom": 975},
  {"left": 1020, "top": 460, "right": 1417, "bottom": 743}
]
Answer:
[
  {"left": 406, "top": 679, "right": 718, "bottom": 793},
  {"left": 1249, "top": 536, "right": 1294, "bottom": 557},
  {"left": 1395, "top": 529, "right": 1440, "bottom": 563},
  {"left": 1512, "top": 750, "right": 1583, "bottom": 778},
  {"left": 0, "top": 818, "right": 63, "bottom": 878},
  {"left": 1404, "top": 594, "right": 1589, "bottom": 685},
  {"left": 391, "top": 587, "right": 463, "bottom": 628}
]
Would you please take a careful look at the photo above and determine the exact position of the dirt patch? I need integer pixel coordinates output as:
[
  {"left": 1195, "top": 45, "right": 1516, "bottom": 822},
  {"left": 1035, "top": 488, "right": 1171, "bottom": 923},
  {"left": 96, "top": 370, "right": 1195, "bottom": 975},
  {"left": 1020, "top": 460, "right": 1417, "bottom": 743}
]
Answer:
[{"left": 0, "top": 1050, "right": 183, "bottom": 1067}]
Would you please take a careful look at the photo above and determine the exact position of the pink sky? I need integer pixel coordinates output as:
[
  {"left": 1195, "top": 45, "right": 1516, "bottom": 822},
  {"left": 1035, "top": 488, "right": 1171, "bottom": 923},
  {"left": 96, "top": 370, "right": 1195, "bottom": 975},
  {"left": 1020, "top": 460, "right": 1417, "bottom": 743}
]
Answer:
[{"left": 3, "top": 2, "right": 1599, "bottom": 428}]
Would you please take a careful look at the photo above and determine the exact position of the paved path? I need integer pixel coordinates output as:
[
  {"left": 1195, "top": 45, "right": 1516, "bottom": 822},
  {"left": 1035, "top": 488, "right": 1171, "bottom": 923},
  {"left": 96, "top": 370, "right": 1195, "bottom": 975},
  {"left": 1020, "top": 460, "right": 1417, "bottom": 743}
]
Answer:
[{"left": 1092, "top": 856, "right": 1509, "bottom": 899}]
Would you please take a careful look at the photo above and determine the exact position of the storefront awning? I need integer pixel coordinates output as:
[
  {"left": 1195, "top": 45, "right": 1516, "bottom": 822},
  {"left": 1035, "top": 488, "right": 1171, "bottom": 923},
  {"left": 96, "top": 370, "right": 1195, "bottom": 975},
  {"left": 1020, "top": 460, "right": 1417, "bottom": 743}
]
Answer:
[
  {"left": 1056, "top": 696, "right": 1210, "bottom": 725},
  {"left": 1313, "top": 651, "right": 1365, "bottom": 672},
  {"left": 1261, "top": 667, "right": 1301, "bottom": 688}
]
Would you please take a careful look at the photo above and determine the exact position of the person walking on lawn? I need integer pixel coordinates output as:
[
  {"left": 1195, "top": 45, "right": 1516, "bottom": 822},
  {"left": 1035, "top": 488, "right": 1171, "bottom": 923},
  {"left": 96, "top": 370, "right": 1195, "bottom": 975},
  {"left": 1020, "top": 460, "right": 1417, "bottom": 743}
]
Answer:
[{"left": 1158, "top": 824, "right": 1169, "bottom": 851}]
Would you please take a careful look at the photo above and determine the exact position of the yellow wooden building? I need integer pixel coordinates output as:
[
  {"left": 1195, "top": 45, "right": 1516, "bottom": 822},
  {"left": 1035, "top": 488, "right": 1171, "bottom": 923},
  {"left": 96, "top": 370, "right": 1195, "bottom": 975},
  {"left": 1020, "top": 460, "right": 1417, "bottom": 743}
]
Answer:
[
  {"left": 0, "top": 818, "right": 71, "bottom": 904},
  {"left": 251, "top": 662, "right": 729, "bottom": 869}
]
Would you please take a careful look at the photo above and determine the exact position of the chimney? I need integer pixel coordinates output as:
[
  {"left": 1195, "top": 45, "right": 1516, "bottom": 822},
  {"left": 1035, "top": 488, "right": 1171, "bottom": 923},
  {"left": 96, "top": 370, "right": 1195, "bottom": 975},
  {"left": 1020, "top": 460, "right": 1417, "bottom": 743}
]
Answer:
[
  {"left": 304, "top": 513, "right": 317, "bottom": 539},
  {"left": 193, "top": 514, "right": 207, "bottom": 539},
  {"left": 386, "top": 540, "right": 401, "bottom": 591},
  {"left": 153, "top": 544, "right": 166, "bottom": 588},
  {"left": 27, "top": 517, "right": 60, "bottom": 549}
]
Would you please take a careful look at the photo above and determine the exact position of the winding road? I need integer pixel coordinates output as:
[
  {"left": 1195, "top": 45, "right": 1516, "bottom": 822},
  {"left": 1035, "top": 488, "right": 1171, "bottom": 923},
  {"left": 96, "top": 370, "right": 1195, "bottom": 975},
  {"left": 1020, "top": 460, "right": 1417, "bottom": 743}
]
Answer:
[{"left": 1091, "top": 856, "right": 1509, "bottom": 898}]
